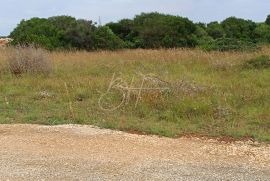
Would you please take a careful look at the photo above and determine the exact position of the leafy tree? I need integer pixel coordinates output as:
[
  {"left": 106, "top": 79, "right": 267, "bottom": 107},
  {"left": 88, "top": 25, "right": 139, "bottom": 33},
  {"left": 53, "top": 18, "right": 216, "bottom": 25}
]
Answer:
[
  {"left": 132, "top": 12, "right": 197, "bottom": 48},
  {"left": 193, "top": 24, "right": 212, "bottom": 46},
  {"left": 93, "top": 26, "right": 126, "bottom": 50},
  {"left": 62, "top": 19, "right": 96, "bottom": 50},
  {"left": 106, "top": 19, "right": 135, "bottom": 41},
  {"left": 266, "top": 15, "right": 270, "bottom": 26},
  {"left": 196, "top": 22, "right": 207, "bottom": 30},
  {"left": 195, "top": 24, "right": 208, "bottom": 38},
  {"left": 48, "top": 16, "right": 77, "bottom": 31},
  {"left": 254, "top": 23, "right": 270, "bottom": 43},
  {"left": 206, "top": 22, "right": 225, "bottom": 39},
  {"left": 221, "top": 17, "right": 256, "bottom": 41},
  {"left": 10, "top": 18, "right": 62, "bottom": 50},
  {"left": 106, "top": 19, "right": 138, "bottom": 48},
  {"left": 10, "top": 16, "right": 123, "bottom": 50}
]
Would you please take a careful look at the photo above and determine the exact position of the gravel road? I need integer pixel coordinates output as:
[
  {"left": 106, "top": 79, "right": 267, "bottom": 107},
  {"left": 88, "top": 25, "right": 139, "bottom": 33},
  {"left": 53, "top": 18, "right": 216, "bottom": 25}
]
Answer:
[{"left": 0, "top": 124, "right": 269, "bottom": 180}]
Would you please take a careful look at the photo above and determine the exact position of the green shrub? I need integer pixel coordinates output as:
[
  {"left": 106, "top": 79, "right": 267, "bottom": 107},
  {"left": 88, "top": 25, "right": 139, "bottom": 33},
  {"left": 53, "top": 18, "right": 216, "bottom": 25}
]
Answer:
[
  {"left": 243, "top": 55, "right": 270, "bottom": 69},
  {"left": 221, "top": 17, "right": 256, "bottom": 40},
  {"left": 93, "top": 26, "right": 126, "bottom": 50},
  {"left": 266, "top": 15, "right": 270, "bottom": 26},
  {"left": 200, "top": 38, "right": 258, "bottom": 52},
  {"left": 9, "top": 16, "right": 124, "bottom": 51}
]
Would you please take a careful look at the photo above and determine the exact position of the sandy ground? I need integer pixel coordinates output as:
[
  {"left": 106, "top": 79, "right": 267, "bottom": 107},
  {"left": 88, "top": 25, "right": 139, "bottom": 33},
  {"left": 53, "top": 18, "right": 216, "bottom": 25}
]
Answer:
[{"left": 0, "top": 124, "right": 269, "bottom": 180}]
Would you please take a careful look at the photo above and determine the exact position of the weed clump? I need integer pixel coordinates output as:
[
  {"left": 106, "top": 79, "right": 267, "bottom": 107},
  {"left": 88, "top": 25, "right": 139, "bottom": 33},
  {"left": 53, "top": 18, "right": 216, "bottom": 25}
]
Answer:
[
  {"left": 243, "top": 55, "right": 270, "bottom": 69},
  {"left": 6, "top": 45, "right": 52, "bottom": 76}
]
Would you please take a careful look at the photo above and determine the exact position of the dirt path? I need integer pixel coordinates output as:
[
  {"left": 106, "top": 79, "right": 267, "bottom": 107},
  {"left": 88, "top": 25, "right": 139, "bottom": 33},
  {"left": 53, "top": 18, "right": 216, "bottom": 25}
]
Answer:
[{"left": 0, "top": 124, "right": 269, "bottom": 180}]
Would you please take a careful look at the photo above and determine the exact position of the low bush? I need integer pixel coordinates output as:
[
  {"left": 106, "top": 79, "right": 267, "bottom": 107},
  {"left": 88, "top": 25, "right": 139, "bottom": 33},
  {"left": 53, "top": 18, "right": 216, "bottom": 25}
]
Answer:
[
  {"left": 200, "top": 38, "right": 258, "bottom": 52},
  {"left": 6, "top": 46, "right": 52, "bottom": 76},
  {"left": 243, "top": 55, "right": 270, "bottom": 69}
]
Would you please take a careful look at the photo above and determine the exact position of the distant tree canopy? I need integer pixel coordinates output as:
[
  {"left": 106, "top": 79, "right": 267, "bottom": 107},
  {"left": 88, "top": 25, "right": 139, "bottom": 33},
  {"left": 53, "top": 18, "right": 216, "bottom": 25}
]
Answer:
[
  {"left": 107, "top": 13, "right": 197, "bottom": 48},
  {"left": 221, "top": 17, "right": 256, "bottom": 41},
  {"left": 206, "top": 22, "right": 225, "bottom": 39},
  {"left": 266, "top": 15, "right": 270, "bottom": 26},
  {"left": 10, "top": 16, "right": 125, "bottom": 50},
  {"left": 9, "top": 13, "right": 270, "bottom": 51},
  {"left": 254, "top": 23, "right": 270, "bottom": 43},
  {"left": 134, "top": 13, "right": 197, "bottom": 48}
]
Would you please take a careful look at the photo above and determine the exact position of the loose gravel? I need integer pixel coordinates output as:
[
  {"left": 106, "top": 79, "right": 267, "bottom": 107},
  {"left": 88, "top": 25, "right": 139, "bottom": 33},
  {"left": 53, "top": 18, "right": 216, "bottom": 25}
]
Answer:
[{"left": 0, "top": 124, "right": 269, "bottom": 180}]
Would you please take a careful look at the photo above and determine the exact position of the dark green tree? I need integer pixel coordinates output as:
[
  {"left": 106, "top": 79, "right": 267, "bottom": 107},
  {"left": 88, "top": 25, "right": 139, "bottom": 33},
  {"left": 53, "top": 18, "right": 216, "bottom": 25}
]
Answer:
[
  {"left": 10, "top": 16, "right": 124, "bottom": 50},
  {"left": 93, "top": 26, "right": 126, "bottom": 50},
  {"left": 10, "top": 18, "right": 62, "bottom": 50},
  {"left": 194, "top": 24, "right": 213, "bottom": 46},
  {"left": 266, "top": 15, "right": 270, "bottom": 26},
  {"left": 132, "top": 12, "right": 197, "bottom": 48},
  {"left": 106, "top": 19, "right": 138, "bottom": 48},
  {"left": 62, "top": 19, "right": 96, "bottom": 50},
  {"left": 106, "top": 19, "right": 135, "bottom": 41},
  {"left": 206, "top": 22, "right": 225, "bottom": 39},
  {"left": 254, "top": 23, "right": 270, "bottom": 43},
  {"left": 221, "top": 17, "right": 256, "bottom": 41}
]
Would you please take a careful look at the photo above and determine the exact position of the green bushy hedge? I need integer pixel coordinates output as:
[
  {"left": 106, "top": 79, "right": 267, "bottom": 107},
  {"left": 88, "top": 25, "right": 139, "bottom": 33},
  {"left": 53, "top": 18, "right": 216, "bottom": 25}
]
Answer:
[
  {"left": 200, "top": 38, "right": 258, "bottom": 52},
  {"left": 9, "top": 13, "right": 270, "bottom": 51}
]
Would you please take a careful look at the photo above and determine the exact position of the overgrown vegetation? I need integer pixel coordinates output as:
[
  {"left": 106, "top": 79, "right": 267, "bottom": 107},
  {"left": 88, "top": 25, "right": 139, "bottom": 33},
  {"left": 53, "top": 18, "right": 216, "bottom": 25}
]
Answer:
[
  {"left": 8, "top": 13, "right": 270, "bottom": 51},
  {"left": 200, "top": 38, "right": 258, "bottom": 52},
  {"left": 5, "top": 46, "right": 52, "bottom": 76},
  {"left": 10, "top": 16, "right": 125, "bottom": 50},
  {"left": 2, "top": 13, "right": 270, "bottom": 142},
  {"left": 243, "top": 55, "right": 270, "bottom": 69},
  {"left": 0, "top": 48, "right": 269, "bottom": 142}
]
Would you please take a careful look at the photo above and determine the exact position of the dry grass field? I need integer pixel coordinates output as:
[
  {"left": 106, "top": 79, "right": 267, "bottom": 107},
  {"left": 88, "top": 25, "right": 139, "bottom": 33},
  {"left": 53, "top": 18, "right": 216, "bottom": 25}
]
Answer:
[{"left": 0, "top": 47, "right": 269, "bottom": 142}]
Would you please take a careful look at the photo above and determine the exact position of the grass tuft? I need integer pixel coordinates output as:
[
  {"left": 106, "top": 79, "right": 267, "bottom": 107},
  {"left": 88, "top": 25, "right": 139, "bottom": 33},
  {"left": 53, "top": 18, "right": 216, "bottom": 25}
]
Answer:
[{"left": 5, "top": 45, "right": 52, "bottom": 76}]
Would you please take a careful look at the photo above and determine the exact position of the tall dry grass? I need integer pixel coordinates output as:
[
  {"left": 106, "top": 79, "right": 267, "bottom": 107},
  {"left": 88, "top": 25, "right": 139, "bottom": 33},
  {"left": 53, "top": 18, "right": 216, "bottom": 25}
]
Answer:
[
  {"left": 50, "top": 47, "right": 270, "bottom": 68},
  {"left": 3, "top": 46, "right": 52, "bottom": 76}
]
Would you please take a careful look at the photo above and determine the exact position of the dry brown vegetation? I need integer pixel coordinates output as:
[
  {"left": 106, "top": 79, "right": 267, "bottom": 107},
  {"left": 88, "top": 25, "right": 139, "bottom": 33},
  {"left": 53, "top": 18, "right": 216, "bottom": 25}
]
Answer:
[{"left": 5, "top": 46, "right": 52, "bottom": 75}]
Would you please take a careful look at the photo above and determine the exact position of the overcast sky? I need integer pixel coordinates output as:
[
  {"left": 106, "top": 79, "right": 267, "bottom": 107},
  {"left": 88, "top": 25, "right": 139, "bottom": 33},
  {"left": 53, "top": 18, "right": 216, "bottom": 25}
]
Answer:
[{"left": 1, "top": 0, "right": 270, "bottom": 36}]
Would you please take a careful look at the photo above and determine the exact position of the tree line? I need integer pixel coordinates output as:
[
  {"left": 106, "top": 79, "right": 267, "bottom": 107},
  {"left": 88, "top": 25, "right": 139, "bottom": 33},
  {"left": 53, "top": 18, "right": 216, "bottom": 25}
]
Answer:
[{"left": 9, "top": 13, "right": 270, "bottom": 51}]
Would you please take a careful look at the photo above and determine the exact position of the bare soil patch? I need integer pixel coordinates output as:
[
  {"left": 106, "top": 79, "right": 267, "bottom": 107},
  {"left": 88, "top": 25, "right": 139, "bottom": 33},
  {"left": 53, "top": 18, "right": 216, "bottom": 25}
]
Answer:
[{"left": 0, "top": 124, "right": 269, "bottom": 180}]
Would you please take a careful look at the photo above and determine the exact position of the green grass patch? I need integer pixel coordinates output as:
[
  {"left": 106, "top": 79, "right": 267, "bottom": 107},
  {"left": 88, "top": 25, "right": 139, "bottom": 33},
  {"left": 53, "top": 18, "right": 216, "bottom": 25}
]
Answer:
[{"left": 0, "top": 49, "right": 269, "bottom": 142}]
